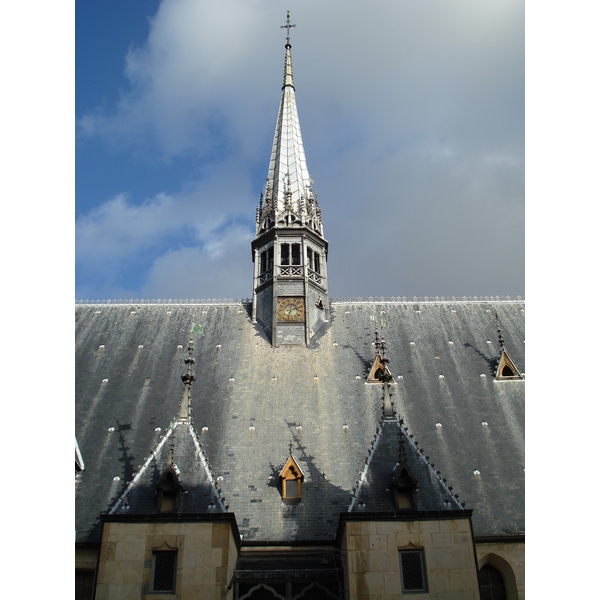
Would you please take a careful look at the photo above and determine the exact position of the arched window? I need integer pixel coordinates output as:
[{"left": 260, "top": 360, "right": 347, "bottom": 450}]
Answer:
[{"left": 479, "top": 564, "right": 506, "bottom": 600}]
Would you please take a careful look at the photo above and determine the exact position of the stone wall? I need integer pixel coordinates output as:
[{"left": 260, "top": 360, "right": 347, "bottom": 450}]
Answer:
[
  {"left": 476, "top": 540, "right": 525, "bottom": 600},
  {"left": 95, "top": 521, "right": 238, "bottom": 600},
  {"left": 341, "top": 518, "right": 480, "bottom": 599}
]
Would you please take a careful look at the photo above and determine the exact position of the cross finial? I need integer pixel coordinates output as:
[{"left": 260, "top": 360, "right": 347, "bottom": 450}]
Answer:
[{"left": 280, "top": 11, "right": 296, "bottom": 45}]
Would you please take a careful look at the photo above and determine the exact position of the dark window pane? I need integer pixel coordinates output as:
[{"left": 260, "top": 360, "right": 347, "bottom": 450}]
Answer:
[
  {"left": 153, "top": 551, "right": 177, "bottom": 592},
  {"left": 400, "top": 551, "right": 426, "bottom": 591},
  {"left": 261, "top": 250, "right": 267, "bottom": 274},
  {"left": 281, "top": 244, "right": 290, "bottom": 265},
  {"left": 292, "top": 244, "right": 301, "bottom": 265},
  {"left": 286, "top": 479, "right": 298, "bottom": 498},
  {"left": 479, "top": 565, "right": 506, "bottom": 600}
]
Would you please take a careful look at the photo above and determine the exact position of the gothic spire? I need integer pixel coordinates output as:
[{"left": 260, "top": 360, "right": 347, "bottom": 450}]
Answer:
[{"left": 261, "top": 12, "right": 319, "bottom": 229}]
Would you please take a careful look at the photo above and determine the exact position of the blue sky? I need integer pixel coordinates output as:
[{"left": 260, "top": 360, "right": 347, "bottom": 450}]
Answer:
[{"left": 75, "top": 0, "right": 526, "bottom": 301}]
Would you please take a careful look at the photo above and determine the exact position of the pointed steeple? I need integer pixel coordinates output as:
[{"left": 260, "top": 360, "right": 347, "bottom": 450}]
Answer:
[
  {"left": 258, "top": 12, "right": 320, "bottom": 230},
  {"left": 251, "top": 13, "right": 330, "bottom": 346}
]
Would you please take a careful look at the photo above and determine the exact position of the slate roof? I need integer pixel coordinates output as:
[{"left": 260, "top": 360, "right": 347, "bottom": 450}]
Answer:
[
  {"left": 352, "top": 418, "right": 460, "bottom": 513},
  {"left": 75, "top": 300, "right": 524, "bottom": 544},
  {"left": 109, "top": 420, "right": 225, "bottom": 516}
]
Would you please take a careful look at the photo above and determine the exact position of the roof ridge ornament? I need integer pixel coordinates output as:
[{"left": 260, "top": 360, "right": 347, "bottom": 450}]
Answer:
[
  {"left": 496, "top": 312, "right": 505, "bottom": 349},
  {"left": 280, "top": 10, "right": 296, "bottom": 46},
  {"left": 280, "top": 11, "right": 296, "bottom": 89},
  {"left": 178, "top": 320, "right": 201, "bottom": 422}
]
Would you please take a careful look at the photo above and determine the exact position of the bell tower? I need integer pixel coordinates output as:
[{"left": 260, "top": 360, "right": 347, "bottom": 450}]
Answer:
[{"left": 251, "top": 12, "right": 329, "bottom": 346}]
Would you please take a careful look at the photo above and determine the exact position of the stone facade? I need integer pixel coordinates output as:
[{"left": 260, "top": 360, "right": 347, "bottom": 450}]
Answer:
[
  {"left": 95, "top": 520, "right": 238, "bottom": 600},
  {"left": 476, "top": 541, "right": 525, "bottom": 600},
  {"left": 341, "top": 517, "right": 480, "bottom": 599}
]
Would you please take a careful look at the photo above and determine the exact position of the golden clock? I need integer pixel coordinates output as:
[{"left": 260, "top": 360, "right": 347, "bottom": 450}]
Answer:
[{"left": 277, "top": 297, "right": 305, "bottom": 322}]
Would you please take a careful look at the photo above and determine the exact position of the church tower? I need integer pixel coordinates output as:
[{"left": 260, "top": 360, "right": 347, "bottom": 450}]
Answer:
[{"left": 251, "top": 13, "right": 329, "bottom": 346}]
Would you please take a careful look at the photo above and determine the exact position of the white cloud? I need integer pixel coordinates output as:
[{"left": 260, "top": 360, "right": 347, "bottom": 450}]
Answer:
[
  {"left": 141, "top": 225, "right": 254, "bottom": 300},
  {"left": 76, "top": 0, "right": 524, "bottom": 299}
]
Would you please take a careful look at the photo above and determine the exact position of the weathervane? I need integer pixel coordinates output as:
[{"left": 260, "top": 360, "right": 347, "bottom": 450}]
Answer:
[{"left": 280, "top": 11, "right": 296, "bottom": 45}]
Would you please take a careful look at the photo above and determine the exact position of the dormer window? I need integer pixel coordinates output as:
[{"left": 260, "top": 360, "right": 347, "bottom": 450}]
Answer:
[
  {"left": 393, "top": 467, "right": 417, "bottom": 510},
  {"left": 367, "top": 354, "right": 394, "bottom": 384},
  {"left": 495, "top": 349, "right": 523, "bottom": 381},
  {"left": 279, "top": 454, "right": 305, "bottom": 504},
  {"left": 156, "top": 467, "right": 183, "bottom": 513},
  {"left": 392, "top": 439, "right": 418, "bottom": 511}
]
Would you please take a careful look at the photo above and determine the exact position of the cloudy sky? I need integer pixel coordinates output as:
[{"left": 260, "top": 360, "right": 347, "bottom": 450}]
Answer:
[{"left": 75, "top": 0, "right": 524, "bottom": 301}]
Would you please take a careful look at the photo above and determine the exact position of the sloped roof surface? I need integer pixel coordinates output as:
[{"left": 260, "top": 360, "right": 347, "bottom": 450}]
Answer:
[
  {"left": 75, "top": 301, "right": 524, "bottom": 543},
  {"left": 353, "top": 419, "right": 460, "bottom": 513},
  {"left": 109, "top": 421, "right": 223, "bottom": 516}
]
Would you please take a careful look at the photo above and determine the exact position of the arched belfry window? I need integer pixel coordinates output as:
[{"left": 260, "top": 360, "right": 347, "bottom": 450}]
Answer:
[
  {"left": 479, "top": 564, "right": 507, "bottom": 600},
  {"left": 279, "top": 453, "right": 304, "bottom": 504},
  {"left": 260, "top": 246, "right": 274, "bottom": 275}
]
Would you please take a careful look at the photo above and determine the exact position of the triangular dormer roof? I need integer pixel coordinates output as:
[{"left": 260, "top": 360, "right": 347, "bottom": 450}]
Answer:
[
  {"left": 495, "top": 348, "right": 523, "bottom": 380},
  {"left": 279, "top": 454, "right": 305, "bottom": 481}
]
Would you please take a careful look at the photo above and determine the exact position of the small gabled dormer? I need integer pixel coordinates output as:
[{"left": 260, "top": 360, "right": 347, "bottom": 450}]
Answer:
[
  {"left": 494, "top": 314, "right": 523, "bottom": 381},
  {"left": 392, "top": 434, "right": 418, "bottom": 510},
  {"left": 156, "top": 466, "right": 183, "bottom": 513},
  {"left": 279, "top": 449, "right": 305, "bottom": 504},
  {"left": 392, "top": 466, "right": 418, "bottom": 510},
  {"left": 367, "top": 328, "right": 394, "bottom": 384},
  {"left": 495, "top": 348, "right": 523, "bottom": 380}
]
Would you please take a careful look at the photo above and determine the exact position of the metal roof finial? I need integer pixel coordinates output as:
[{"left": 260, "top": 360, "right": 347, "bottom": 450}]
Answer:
[
  {"left": 496, "top": 312, "right": 505, "bottom": 349},
  {"left": 280, "top": 10, "right": 296, "bottom": 46},
  {"left": 167, "top": 428, "right": 175, "bottom": 467},
  {"left": 374, "top": 325, "right": 381, "bottom": 353}
]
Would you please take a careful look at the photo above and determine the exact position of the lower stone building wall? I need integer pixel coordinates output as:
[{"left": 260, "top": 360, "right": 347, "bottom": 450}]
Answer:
[
  {"left": 475, "top": 540, "right": 525, "bottom": 600},
  {"left": 95, "top": 521, "right": 238, "bottom": 600},
  {"left": 342, "top": 518, "right": 480, "bottom": 599}
]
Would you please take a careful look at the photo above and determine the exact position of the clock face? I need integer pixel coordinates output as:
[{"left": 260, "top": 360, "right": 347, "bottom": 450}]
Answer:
[{"left": 277, "top": 298, "right": 305, "bottom": 322}]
